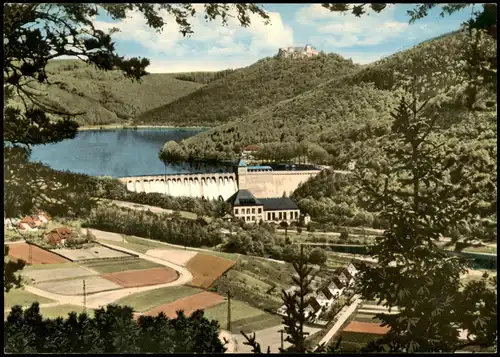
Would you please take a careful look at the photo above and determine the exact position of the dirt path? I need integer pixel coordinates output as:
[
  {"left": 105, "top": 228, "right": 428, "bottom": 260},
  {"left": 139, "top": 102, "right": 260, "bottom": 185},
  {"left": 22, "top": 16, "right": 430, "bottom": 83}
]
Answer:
[{"left": 22, "top": 240, "right": 193, "bottom": 310}]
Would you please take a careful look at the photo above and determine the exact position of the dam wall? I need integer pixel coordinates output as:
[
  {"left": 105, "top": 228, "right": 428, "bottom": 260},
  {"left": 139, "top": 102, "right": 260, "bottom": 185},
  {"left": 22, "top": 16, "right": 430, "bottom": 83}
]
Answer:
[
  {"left": 118, "top": 173, "right": 238, "bottom": 200},
  {"left": 237, "top": 170, "right": 320, "bottom": 198}
]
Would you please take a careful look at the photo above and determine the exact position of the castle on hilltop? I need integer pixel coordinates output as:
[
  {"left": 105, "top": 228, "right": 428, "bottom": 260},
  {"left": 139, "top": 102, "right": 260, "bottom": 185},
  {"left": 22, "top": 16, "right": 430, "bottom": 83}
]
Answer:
[{"left": 277, "top": 44, "right": 319, "bottom": 58}]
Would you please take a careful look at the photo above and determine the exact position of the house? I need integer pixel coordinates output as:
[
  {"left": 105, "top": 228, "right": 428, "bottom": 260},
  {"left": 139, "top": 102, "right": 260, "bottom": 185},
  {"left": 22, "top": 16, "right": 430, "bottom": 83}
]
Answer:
[
  {"left": 346, "top": 262, "right": 358, "bottom": 278},
  {"left": 313, "top": 290, "right": 332, "bottom": 308},
  {"left": 36, "top": 211, "right": 52, "bottom": 224},
  {"left": 227, "top": 189, "right": 301, "bottom": 224},
  {"left": 45, "top": 226, "right": 72, "bottom": 245},
  {"left": 222, "top": 213, "right": 233, "bottom": 222},
  {"left": 242, "top": 145, "right": 260, "bottom": 161},
  {"left": 323, "top": 280, "right": 343, "bottom": 300},
  {"left": 277, "top": 304, "right": 287, "bottom": 316},
  {"left": 340, "top": 268, "right": 355, "bottom": 287},
  {"left": 4, "top": 218, "right": 20, "bottom": 230},
  {"left": 19, "top": 216, "right": 38, "bottom": 231}
]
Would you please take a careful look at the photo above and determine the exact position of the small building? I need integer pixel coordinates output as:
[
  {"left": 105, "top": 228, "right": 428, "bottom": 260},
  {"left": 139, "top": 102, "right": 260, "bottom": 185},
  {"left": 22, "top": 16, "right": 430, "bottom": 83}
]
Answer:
[
  {"left": 242, "top": 145, "right": 260, "bottom": 161},
  {"left": 46, "top": 226, "right": 72, "bottom": 246},
  {"left": 346, "top": 262, "right": 358, "bottom": 278},
  {"left": 227, "top": 189, "right": 301, "bottom": 224},
  {"left": 19, "top": 216, "right": 38, "bottom": 231},
  {"left": 339, "top": 269, "right": 354, "bottom": 287}
]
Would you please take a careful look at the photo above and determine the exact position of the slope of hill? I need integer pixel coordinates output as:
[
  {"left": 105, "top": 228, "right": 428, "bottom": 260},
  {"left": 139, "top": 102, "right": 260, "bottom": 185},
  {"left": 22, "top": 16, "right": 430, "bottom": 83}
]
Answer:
[
  {"left": 8, "top": 60, "right": 204, "bottom": 126},
  {"left": 161, "top": 31, "right": 496, "bottom": 166},
  {"left": 136, "top": 53, "right": 359, "bottom": 127}
]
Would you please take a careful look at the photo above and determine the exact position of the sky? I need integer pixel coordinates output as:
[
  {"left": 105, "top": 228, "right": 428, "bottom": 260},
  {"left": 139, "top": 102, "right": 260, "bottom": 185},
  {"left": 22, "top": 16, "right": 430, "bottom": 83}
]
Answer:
[{"left": 91, "top": 3, "right": 473, "bottom": 73}]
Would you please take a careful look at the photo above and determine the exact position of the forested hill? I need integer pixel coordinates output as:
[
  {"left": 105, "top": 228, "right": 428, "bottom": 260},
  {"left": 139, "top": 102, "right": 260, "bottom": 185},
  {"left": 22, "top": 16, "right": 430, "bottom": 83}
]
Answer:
[
  {"left": 164, "top": 31, "right": 496, "bottom": 165},
  {"left": 7, "top": 60, "right": 203, "bottom": 126},
  {"left": 135, "top": 53, "right": 359, "bottom": 127}
]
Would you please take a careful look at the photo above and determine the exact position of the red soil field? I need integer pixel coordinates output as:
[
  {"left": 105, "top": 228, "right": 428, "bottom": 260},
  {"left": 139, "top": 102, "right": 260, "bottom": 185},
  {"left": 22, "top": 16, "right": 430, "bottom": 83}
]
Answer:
[
  {"left": 185, "top": 254, "right": 235, "bottom": 289},
  {"left": 140, "top": 291, "right": 225, "bottom": 318},
  {"left": 7, "top": 243, "right": 69, "bottom": 265},
  {"left": 343, "top": 321, "right": 390, "bottom": 335},
  {"left": 101, "top": 267, "right": 179, "bottom": 288}
]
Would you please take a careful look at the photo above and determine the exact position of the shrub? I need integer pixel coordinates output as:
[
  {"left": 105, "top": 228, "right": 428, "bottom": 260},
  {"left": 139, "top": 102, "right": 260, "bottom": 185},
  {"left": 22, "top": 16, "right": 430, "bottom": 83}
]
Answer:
[
  {"left": 308, "top": 248, "right": 327, "bottom": 265},
  {"left": 297, "top": 226, "right": 303, "bottom": 234},
  {"left": 339, "top": 230, "right": 349, "bottom": 241}
]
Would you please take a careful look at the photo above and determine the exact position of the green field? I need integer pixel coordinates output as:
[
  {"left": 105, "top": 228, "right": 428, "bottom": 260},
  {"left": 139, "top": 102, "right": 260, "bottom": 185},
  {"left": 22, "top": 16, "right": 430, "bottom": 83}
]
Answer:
[
  {"left": 81, "top": 256, "right": 163, "bottom": 274},
  {"left": 5, "top": 288, "right": 55, "bottom": 310},
  {"left": 115, "top": 285, "right": 202, "bottom": 312},
  {"left": 39, "top": 304, "right": 95, "bottom": 319},
  {"left": 203, "top": 300, "right": 281, "bottom": 333}
]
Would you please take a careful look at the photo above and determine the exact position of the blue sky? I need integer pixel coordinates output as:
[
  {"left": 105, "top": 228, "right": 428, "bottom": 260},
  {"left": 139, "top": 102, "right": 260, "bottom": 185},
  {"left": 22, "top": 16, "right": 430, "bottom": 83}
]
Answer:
[{"left": 91, "top": 4, "right": 472, "bottom": 73}]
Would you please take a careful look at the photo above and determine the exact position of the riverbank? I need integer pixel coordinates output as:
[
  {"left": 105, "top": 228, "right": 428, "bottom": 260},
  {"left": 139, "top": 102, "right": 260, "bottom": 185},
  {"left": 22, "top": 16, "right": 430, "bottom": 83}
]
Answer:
[{"left": 78, "top": 124, "right": 208, "bottom": 131}]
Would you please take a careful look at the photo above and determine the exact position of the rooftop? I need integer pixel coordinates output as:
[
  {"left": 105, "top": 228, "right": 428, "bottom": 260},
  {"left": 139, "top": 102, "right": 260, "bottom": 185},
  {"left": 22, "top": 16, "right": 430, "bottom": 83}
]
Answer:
[
  {"left": 260, "top": 197, "right": 298, "bottom": 211},
  {"left": 227, "top": 189, "right": 262, "bottom": 206}
]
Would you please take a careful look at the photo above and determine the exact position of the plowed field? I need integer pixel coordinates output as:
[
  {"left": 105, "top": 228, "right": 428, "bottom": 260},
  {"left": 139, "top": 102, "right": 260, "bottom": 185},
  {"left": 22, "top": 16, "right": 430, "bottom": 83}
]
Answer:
[
  {"left": 101, "top": 267, "right": 179, "bottom": 288},
  {"left": 141, "top": 291, "right": 225, "bottom": 318},
  {"left": 7, "top": 243, "right": 68, "bottom": 265},
  {"left": 343, "top": 321, "right": 390, "bottom": 334},
  {"left": 185, "top": 253, "right": 235, "bottom": 289}
]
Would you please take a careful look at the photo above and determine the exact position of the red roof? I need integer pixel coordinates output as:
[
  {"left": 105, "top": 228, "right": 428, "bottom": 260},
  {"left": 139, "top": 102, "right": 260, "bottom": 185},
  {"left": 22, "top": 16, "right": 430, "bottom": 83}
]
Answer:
[{"left": 45, "top": 227, "right": 72, "bottom": 243}]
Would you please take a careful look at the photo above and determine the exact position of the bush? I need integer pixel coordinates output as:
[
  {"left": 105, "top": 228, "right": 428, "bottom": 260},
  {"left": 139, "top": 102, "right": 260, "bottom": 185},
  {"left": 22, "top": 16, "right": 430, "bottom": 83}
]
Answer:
[
  {"left": 306, "top": 223, "right": 315, "bottom": 232},
  {"left": 308, "top": 248, "right": 327, "bottom": 265},
  {"left": 297, "top": 226, "right": 303, "bottom": 234}
]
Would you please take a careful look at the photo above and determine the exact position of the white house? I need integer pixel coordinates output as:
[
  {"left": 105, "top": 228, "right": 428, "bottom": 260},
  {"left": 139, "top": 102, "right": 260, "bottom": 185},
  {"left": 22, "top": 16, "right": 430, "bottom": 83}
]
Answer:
[{"left": 346, "top": 262, "right": 358, "bottom": 278}]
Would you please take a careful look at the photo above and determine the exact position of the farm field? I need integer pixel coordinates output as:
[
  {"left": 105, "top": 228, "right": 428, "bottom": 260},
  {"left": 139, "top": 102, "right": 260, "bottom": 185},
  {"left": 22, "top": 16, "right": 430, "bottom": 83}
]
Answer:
[
  {"left": 102, "top": 267, "right": 179, "bottom": 288},
  {"left": 186, "top": 253, "right": 236, "bottom": 289},
  {"left": 142, "top": 291, "right": 225, "bottom": 318},
  {"left": 343, "top": 321, "right": 390, "bottom": 335},
  {"left": 7, "top": 243, "right": 69, "bottom": 264},
  {"left": 145, "top": 248, "right": 197, "bottom": 266},
  {"left": 5, "top": 288, "right": 55, "bottom": 309},
  {"left": 86, "top": 228, "right": 125, "bottom": 242},
  {"left": 39, "top": 304, "right": 95, "bottom": 319},
  {"left": 203, "top": 300, "right": 281, "bottom": 333},
  {"left": 22, "top": 266, "right": 97, "bottom": 284},
  {"left": 116, "top": 285, "right": 202, "bottom": 312},
  {"left": 81, "top": 256, "right": 163, "bottom": 274},
  {"left": 35, "top": 275, "right": 122, "bottom": 295},
  {"left": 52, "top": 245, "right": 132, "bottom": 261}
]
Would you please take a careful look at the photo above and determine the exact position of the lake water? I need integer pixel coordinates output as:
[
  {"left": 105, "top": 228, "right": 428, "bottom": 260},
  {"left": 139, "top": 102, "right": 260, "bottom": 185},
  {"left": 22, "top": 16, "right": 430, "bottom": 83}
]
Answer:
[{"left": 29, "top": 128, "right": 222, "bottom": 178}]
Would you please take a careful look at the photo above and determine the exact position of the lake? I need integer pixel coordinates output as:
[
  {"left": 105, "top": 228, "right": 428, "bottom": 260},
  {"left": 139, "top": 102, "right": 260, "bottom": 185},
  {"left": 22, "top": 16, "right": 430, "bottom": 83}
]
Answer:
[{"left": 29, "top": 128, "right": 221, "bottom": 178}]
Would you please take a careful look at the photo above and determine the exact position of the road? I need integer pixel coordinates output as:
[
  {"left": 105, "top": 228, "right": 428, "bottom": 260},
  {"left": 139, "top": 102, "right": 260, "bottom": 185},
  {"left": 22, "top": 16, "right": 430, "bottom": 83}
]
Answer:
[{"left": 315, "top": 295, "right": 362, "bottom": 351}]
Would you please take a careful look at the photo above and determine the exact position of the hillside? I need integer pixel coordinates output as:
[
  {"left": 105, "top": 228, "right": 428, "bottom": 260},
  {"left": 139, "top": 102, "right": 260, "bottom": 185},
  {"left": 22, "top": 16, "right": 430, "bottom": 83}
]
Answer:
[
  {"left": 8, "top": 60, "right": 203, "bottom": 126},
  {"left": 136, "top": 53, "right": 359, "bottom": 127},
  {"left": 161, "top": 31, "right": 496, "bottom": 166}
]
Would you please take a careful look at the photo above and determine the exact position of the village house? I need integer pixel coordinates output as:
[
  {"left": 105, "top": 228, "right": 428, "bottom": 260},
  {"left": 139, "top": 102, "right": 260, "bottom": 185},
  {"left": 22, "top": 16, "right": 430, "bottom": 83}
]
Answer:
[
  {"left": 18, "top": 211, "right": 51, "bottom": 231},
  {"left": 227, "top": 189, "right": 301, "bottom": 224},
  {"left": 45, "top": 226, "right": 72, "bottom": 246}
]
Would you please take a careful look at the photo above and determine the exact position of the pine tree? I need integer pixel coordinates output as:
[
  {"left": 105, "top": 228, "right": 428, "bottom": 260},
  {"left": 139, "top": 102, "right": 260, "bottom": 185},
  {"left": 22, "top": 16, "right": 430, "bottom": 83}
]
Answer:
[{"left": 354, "top": 89, "right": 497, "bottom": 352}]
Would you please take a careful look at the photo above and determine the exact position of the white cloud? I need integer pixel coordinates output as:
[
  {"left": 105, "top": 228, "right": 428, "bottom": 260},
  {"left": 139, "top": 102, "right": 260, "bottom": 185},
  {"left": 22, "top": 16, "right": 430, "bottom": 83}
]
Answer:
[
  {"left": 296, "top": 4, "right": 408, "bottom": 48},
  {"left": 93, "top": 5, "right": 293, "bottom": 70}
]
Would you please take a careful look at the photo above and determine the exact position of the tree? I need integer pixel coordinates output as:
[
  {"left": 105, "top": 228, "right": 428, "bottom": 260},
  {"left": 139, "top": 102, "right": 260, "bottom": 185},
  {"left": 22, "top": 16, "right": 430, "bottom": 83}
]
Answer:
[
  {"left": 354, "top": 90, "right": 497, "bottom": 352},
  {"left": 308, "top": 247, "right": 327, "bottom": 266},
  {"left": 4, "top": 303, "right": 226, "bottom": 353},
  {"left": 4, "top": 245, "right": 26, "bottom": 292}
]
